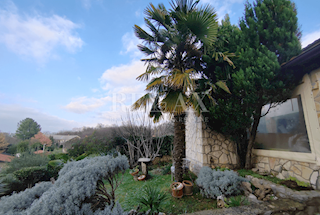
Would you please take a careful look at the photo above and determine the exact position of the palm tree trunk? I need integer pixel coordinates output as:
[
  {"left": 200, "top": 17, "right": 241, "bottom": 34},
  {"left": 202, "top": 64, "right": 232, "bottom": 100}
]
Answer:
[
  {"left": 245, "top": 105, "right": 262, "bottom": 169},
  {"left": 173, "top": 113, "right": 186, "bottom": 182}
]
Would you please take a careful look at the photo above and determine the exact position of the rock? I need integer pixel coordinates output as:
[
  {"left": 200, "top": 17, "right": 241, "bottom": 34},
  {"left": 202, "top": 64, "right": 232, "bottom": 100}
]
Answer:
[
  {"left": 317, "top": 176, "right": 320, "bottom": 190},
  {"left": 252, "top": 178, "right": 263, "bottom": 189},
  {"left": 252, "top": 168, "right": 259, "bottom": 173},
  {"left": 219, "top": 153, "right": 229, "bottom": 164},
  {"left": 310, "top": 171, "right": 319, "bottom": 185},
  {"left": 247, "top": 193, "right": 261, "bottom": 203},
  {"left": 301, "top": 166, "right": 313, "bottom": 180},
  {"left": 242, "top": 181, "right": 252, "bottom": 194},
  {"left": 283, "top": 161, "right": 291, "bottom": 171},
  {"left": 274, "top": 165, "right": 282, "bottom": 173},
  {"left": 246, "top": 175, "right": 254, "bottom": 181}
]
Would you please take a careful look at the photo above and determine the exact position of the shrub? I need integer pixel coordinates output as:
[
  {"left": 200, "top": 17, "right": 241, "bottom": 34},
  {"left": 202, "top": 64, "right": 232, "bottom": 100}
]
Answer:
[
  {"left": 30, "top": 142, "right": 43, "bottom": 151},
  {"left": 0, "top": 173, "right": 24, "bottom": 195},
  {"left": 0, "top": 178, "right": 7, "bottom": 195},
  {"left": 0, "top": 154, "right": 129, "bottom": 215},
  {"left": 6, "top": 144, "right": 18, "bottom": 155},
  {"left": 17, "top": 140, "right": 30, "bottom": 153},
  {"left": 3, "top": 152, "right": 49, "bottom": 174},
  {"left": 196, "top": 167, "right": 247, "bottom": 198},
  {"left": 47, "top": 159, "right": 64, "bottom": 179},
  {"left": 48, "top": 153, "right": 69, "bottom": 162},
  {"left": 13, "top": 166, "right": 48, "bottom": 187},
  {"left": 0, "top": 182, "right": 52, "bottom": 213}
]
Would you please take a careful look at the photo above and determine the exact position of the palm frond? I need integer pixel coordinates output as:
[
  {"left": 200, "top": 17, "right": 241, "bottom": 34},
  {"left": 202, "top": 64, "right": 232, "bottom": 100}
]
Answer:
[
  {"left": 134, "top": 25, "right": 155, "bottom": 43},
  {"left": 215, "top": 80, "right": 231, "bottom": 94},
  {"left": 144, "top": 3, "right": 169, "bottom": 29},
  {"left": 137, "top": 44, "right": 156, "bottom": 56},
  {"left": 168, "top": 69, "right": 195, "bottom": 92},
  {"left": 146, "top": 76, "right": 165, "bottom": 91},
  {"left": 149, "top": 95, "right": 163, "bottom": 122},
  {"left": 161, "top": 90, "right": 188, "bottom": 115},
  {"left": 184, "top": 5, "right": 218, "bottom": 46},
  {"left": 132, "top": 93, "right": 153, "bottom": 110},
  {"left": 136, "top": 65, "right": 162, "bottom": 82}
]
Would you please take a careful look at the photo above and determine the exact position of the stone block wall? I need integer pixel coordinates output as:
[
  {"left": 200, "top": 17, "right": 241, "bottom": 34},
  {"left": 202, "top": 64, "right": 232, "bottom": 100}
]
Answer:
[
  {"left": 186, "top": 111, "right": 238, "bottom": 175},
  {"left": 253, "top": 155, "right": 320, "bottom": 189}
]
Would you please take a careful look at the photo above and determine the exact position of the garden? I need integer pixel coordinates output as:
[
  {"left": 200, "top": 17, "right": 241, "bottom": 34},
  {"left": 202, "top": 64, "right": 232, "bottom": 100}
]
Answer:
[{"left": 1, "top": 0, "right": 319, "bottom": 214}]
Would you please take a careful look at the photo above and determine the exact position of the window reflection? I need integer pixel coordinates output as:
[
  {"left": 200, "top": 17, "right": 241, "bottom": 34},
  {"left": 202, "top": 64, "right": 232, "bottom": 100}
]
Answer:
[{"left": 255, "top": 95, "right": 311, "bottom": 153}]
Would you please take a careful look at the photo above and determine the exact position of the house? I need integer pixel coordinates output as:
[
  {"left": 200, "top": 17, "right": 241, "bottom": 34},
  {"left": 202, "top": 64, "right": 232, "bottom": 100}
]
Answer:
[
  {"left": 186, "top": 38, "right": 320, "bottom": 189},
  {"left": 49, "top": 135, "right": 80, "bottom": 153},
  {"left": 0, "top": 154, "right": 14, "bottom": 171}
]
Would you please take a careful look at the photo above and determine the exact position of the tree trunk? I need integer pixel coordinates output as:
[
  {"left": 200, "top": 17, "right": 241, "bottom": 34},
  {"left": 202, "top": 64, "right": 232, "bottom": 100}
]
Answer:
[
  {"left": 173, "top": 113, "right": 186, "bottom": 182},
  {"left": 245, "top": 105, "right": 263, "bottom": 169}
]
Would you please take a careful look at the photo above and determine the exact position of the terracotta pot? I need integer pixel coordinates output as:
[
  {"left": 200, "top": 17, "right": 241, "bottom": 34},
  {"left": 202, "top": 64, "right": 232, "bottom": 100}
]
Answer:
[
  {"left": 138, "top": 174, "right": 146, "bottom": 181},
  {"left": 171, "top": 182, "right": 183, "bottom": 198},
  {"left": 130, "top": 169, "right": 139, "bottom": 176},
  {"left": 182, "top": 180, "right": 193, "bottom": 195}
]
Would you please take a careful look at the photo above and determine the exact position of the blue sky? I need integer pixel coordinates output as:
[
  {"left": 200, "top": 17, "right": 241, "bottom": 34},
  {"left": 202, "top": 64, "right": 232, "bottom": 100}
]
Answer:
[{"left": 0, "top": 0, "right": 319, "bottom": 133}]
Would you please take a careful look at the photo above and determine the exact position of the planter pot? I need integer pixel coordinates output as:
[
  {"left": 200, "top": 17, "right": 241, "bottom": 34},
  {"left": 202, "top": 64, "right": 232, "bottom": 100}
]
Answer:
[
  {"left": 182, "top": 180, "right": 193, "bottom": 195},
  {"left": 171, "top": 182, "right": 183, "bottom": 198},
  {"left": 138, "top": 174, "right": 146, "bottom": 181},
  {"left": 130, "top": 170, "right": 139, "bottom": 176}
]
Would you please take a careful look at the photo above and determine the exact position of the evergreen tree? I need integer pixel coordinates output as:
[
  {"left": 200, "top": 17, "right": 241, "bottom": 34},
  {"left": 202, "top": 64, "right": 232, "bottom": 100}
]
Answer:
[
  {"left": 16, "top": 118, "right": 41, "bottom": 140},
  {"left": 203, "top": 0, "right": 301, "bottom": 168}
]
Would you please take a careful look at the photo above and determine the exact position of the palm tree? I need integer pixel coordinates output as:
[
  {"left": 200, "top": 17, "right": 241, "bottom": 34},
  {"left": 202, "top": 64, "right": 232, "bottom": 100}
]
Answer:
[{"left": 132, "top": 0, "right": 231, "bottom": 182}]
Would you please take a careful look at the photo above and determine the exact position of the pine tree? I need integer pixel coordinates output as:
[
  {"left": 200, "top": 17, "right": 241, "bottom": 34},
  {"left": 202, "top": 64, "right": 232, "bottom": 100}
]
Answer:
[
  {"left": 16, "top": 118, "right": 41, "bottom": 140},
  {"left": 203, "top": 0, "right": 301, "bottom": 168}
]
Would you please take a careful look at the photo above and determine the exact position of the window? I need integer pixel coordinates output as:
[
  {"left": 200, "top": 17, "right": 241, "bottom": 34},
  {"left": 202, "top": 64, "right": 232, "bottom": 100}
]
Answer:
[{"left": 255, "top": 95, "right": 311, "bottom": 153}]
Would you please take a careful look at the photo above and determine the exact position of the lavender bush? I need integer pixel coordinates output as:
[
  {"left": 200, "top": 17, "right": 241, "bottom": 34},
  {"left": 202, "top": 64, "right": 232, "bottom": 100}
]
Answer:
[
  {"left": 0, "top": 154, "right": 129, "bottom": 215},
  {"left": 196, "top": 166, "right": 247, "bottom": 198}
]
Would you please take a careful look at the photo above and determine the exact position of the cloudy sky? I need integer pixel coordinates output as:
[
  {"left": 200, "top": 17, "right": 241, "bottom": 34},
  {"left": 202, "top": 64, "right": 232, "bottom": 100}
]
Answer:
[{"left": 0, "top": 0, "right": 319, "bottom": 133}]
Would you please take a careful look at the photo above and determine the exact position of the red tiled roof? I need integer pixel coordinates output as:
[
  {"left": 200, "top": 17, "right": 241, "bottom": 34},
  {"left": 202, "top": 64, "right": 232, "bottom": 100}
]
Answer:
[
  {"left": 0, "top": 154, "right": 14, "bottom": 162},
  {"left": 34, "top": 150, "right": 44, "bottom": 154}
]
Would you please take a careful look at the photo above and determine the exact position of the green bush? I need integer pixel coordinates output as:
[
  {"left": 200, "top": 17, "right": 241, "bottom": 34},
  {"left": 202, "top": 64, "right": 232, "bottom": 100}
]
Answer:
[
  {"left": 0, "top": 178, "right": 8, "bottom": 195},
  {"left": 0, "top": 173, "right": 24, "bottom": 195},
  {"left": 13, "top": 166, "right": 48, "bottom": 187},
  {"left": 31, "top": 142, "right": 43, "bottom": 151},
  {"left": 47, "top": 160, "right": 64, "bottom": 179},
  {"left": 6, "top": 144, "right": 18, "bottom": 155},
  {"left": 3, "top": 152, "right": 49, "bottom": 174},
  {"left": 17, "top": 140, "right": 30, "bottom": 153},
  {"left": 48, "top": 153, "right": 69, "bottom": 162}
]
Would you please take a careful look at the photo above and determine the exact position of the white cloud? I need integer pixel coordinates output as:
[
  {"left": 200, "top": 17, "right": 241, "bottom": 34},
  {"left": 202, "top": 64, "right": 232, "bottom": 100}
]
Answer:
[
  {"left": 201, "top": 0, "right": 244, "bottom": 22},
  {"left": 301, "top": 30, "right": 320, "bottom": 48},
  {"left": 0, "top": 2, "right": 83, "bottom": 63},
  {"left": 120, "top": 32, "right": 142, "bottom": 58},
  {"left": 91, "top": 88, "right": 99, "bottom": 93},
  {"left": 99, "top": 60, "right": 146, "bottom": 93},
  {"left": 63, "top": 96, "right": 112, "bottom": 114},
  {"left": 0, "top": 104, "right": 82, "bottom": 133},
  {"left": 77, "top": 76, "right": 81, "bottom": 81}
]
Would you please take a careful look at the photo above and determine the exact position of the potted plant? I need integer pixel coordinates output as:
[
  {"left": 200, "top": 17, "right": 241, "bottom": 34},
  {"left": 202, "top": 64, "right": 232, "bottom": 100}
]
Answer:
[{"left": 129, "top": 165, "right": 139, "bottom": 176}]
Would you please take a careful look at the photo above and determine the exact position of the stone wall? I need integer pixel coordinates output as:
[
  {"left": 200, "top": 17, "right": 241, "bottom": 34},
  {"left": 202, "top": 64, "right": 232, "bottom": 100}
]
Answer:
[
  {"left": 186, "top": 111, "right": 238, "bottom": 175},
  {"left": 253, "top": 155, "right": 320, "bottom": 189}
]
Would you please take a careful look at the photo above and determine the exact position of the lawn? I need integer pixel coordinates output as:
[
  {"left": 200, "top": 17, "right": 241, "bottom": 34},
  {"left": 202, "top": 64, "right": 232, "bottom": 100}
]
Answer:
[{"left": 114, "top": 169, "right": 218, "bottom": 214}]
